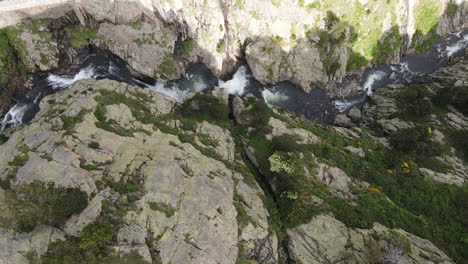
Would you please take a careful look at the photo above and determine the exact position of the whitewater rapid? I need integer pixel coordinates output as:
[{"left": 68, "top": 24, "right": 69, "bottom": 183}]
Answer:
[
  {"left": 1, "top": 30, "right": 466, "bottom": 131},
  {"left": 333, "top": 31, "right": 468, "bottom": 113}
]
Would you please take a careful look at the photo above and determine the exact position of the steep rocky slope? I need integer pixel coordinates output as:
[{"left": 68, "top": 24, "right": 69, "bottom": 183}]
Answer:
[{"left": 0, "top": 56, "right": 467, "bottom": 264}]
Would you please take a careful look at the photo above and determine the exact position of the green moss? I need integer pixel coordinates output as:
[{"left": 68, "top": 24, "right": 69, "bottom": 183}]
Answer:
[
  {"left": 1, "top": 181, "right": 88, "bottom": 232},
  {"left": 271, "top": 0, "right": 281, "bottom": 7},
  {"left": 60, "top": 109, "right": 88, "bottom": 134},
  {"left": 410, "top": 0, "right": 442, "bottom": 53},
  {"left": 414, "top": 0, "right": 442, "bottom": 35},
  {"left": 249, "top": 10, "right": 260, "bottom": 20},
  {"left": 0, "top": 134, "right": 9, "bottom": 145},
  {"left": 9, "top": 153, "right": 29, "bottom": 167},
  {"left": 346, "top": 51, "right": 368, "bottom": 71},
  {"left": 371, "top": 26, "right": 402, "bottom": 64},
  {"left": 198, "top": 133, "right": 219, "bottom": 147},
  {"left": 65, "top": 26, "right": 99, "bottom": 49},
  {"left": 446, "top": 3, "right": 458, "bottom": 17},
  {"left": 178, "top": 94, "right": 230, "bottom": 127},
  {"left": 180, "top": 163, "right": 194, "bottom": 176},
  {"left": 216, "top": 41, "right": 226, "bottom": 53},
  {"left": 107, "top": 181, "right": 140, "bottom": 194},
  {"left": 394, "top": 84, "right": 433, "bottom": 121},
  {"left": 79, "top": 158, "right": 98, "bottom": 171},
  {"left": 88, "top": 141, "right": 100, "bottom": 149},
  {"left": 158, "top": 53, "right": 176, "bottom": 78},
  {"left": 233, "top": 192, "right": 254, "bottom": 228},
  {"left": 181, "top": 39, "right": 196, "bottom": 57},
  {"left": 0, "top": 26, "right": 28, "bottom": 86},
  {"left": 412, "top": 30, "right": 441, "bottom": 53},
  {"left": 78, "top": 222, "right": 115, "bottom": 256},
  {"left": 235, "top": 0, "right": 245, "bottom": 9},
  {"left": 149, "top": 202, "right": 176, "bottom": 217},
  {"left": 180, "top": 118, "right": 198, "bottom": 132},
  {"left": 306, "top": 1, "right": 321, "bottom": 12}
]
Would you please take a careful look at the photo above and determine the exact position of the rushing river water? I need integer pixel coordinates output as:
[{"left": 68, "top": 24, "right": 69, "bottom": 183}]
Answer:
[{"left": 0, "top": 29, "right": 467, "bottom": 131}]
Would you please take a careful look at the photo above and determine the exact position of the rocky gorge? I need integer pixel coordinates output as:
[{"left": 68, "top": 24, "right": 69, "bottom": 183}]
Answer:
[{"left": 0, "top": 1, "right": 467, "bottom": 264}]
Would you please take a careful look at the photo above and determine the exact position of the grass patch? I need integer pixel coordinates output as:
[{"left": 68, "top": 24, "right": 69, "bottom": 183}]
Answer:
[
  {"left": 1, "top": 181, "right": 88, "bottom": 232},
  {"left": 446, "top": 3, "right": 458, "bottom": 17},
  {"left": 60, "top": 109, "right": 88, "bottom": 134},
  {"left": 180, "top": 39, "right": 196, "bottom": 58},
  {"left": 149, "top": 202, "right": 176, "bottom": 217},
  {"left": 88, "top": 141, "right": 100, "bottom": 149},
  {"left": 158, "top": 53, "right": 176, "bottom": 78},
  {"left": 65, "top": 26, "right": 99, "bottom": 49},
  {"left": 198, "top": 133, "right": 219, "bottom": 147}
]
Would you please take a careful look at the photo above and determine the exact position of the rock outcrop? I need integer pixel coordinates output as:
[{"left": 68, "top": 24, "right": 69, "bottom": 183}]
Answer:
[
  {"left": 0, "top": 79, "right": 277, "bottom": 264},
  {"left": 287, "top": 214, "right": 455, "bottom": 264}
]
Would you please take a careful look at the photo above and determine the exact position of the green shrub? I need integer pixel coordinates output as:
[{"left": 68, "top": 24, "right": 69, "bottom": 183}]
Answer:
[
  {"left": 149, "top": 202, "right": 176, "bottom": 217},
  {"left": 180, "top": 39, "right": 195, "bottom": 57},
  {"left": 107, "top": 181, "right": 139, "bottom": 194},
  {"left": 41, "top": 239, "right": 89, "bottom": 264},
  {"left": 198, "top": 133, "right": 219, "bottom": 147},
  {"left": 60, "top": 109, "right": 87, "bottom": 134},
  {"left": 347, "top": 51, "right": 368, "bottom": 71},
  {"left": 432, "top": 85, "right": 468, "bottom": 115},
  {"left": 88, "top": 141, "right": 100, "bottom": 149},
  {"left": 2, "top": 181, "right": 88, "bottom": 232},
  {"left": 0, "top": 134, "right": 8, "bottom": 145},
  {"left": 395, "top": 85, "right": 433, "bottom": 120},
  {"left": 41, "top": 222, "right": 148, "bottom": 264},
  {"left": 271, "top": 134, "right": 306, "bottom": 153},
  {"left": 78, "top": 222, "right": 115, "bottom": 255},
  {"left": 180, "top": 118, "right": 197, "bottom": 132},
  {"left": 9, "top": 153, "right": 29, "bottom": 167},
  {"left": 446, "top": 3, "right": 458, "bottom": 17},
  {"left": 179, "top": 94, "right": 229, "bottom": 124},
  {"left": 239, "top": 99, "right": 273, "bottom": 132},
  {"left": 390, "top": 125, "right": 443, "bottom": 159},
  {"left": 79, "top": 158, "right": 98, "bottom": 171},
  {"left": 446, "top": 130, "right": 468, "bottom": 162}
]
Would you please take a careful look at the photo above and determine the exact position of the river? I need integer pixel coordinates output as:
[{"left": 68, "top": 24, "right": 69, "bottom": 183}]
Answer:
[{"left": 0, "top": 29, "right": 467, "bottom": 131}]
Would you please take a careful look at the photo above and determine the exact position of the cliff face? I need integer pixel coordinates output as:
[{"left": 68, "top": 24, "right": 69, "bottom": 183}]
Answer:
[
  {"left": 0, "top": 56, "right": 467, "bottom": 264},
  {"left": 0, "top": 0, "right": 466, "bottom": 99}
]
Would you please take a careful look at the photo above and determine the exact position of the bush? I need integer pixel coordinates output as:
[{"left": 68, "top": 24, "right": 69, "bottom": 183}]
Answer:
[
  {"left": 271, "top": 134, "right": 306, "bottom": 153},
  {"left": 389, "top": 125, "right": 442, "bottom": 158},
  {"left": 2, "top": 181, "right": 88, "bottom": 232},
  {"left": 88, "top": 141, "right": 100, "bottom": 149},
  {"left": 239, "top": 99, "right": 273, "bottom": 131},
  {"left": 179, "top": 94, "right": 229, "bottom": 124},
  {"left": 396, "top": 85, "right": 433, "bottom": 120},
  {"left": 432, "top": 85, "right": 468, "bottom": 115},
  {"left": 446, "top": 130, "right": 468, "bottom": 162},
  {"left": 41, "top": 222, "right": 148, "bottom": 264},
  {"left": 78, "top": 222, "right": 115, "bottom": 255}
]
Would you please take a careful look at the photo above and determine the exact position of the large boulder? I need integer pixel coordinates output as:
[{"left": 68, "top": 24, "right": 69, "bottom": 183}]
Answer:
[{"left": 287, "top": 214, "right": 455, "bottom": 264}]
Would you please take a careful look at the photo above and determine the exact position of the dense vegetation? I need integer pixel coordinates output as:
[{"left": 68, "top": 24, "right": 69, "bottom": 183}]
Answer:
[{"left": 1, "top": 181, "right": 88, "bottom": 232}]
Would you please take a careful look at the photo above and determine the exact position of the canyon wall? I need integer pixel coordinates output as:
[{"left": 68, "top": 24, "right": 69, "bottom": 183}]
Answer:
[{"left": 0, "top": 0, "right": 466, "bottom": 96}]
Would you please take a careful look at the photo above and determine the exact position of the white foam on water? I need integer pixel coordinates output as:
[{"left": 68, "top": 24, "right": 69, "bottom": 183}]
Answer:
[
  {"left": 0, "top": 104, "right": 29, "bottom": 131},
  {"left": 445, "top": 34, "right": 468, "bottom": 58},
  {"left": 334, "top": 96, "right": 364, "bottom": 112},
  {"left": 452, "top": 31, "right": 462, "bottom": 38},
  {"left": 108, "top": 61, "right": 119, "bottom": 75},
  {"left": 190, "top": 74, "right": 209, "bottom": 94},
  {"left": 141, "top": 81, "right": 185, "bottom": 103},
  {"left": 47, "top": 66, "right": 97, "bottom": 90},
  {"left": 334, "top": 100, "right": 354, "bottom": 113},
  {"left": 217, "top": 66, "right": 250, "bottom": 96},
  {"left": 262, "top": 88, "right": 289, "bottom": 106},
  {"left": 363, "top": 71, "right": 386, "bottom": 95}
]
